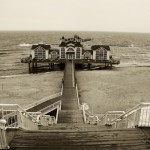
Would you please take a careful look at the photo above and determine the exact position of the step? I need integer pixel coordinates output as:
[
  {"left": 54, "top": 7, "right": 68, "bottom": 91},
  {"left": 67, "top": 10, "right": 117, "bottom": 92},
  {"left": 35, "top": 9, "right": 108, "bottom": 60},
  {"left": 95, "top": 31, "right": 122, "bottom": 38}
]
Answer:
[
  {"left": 10, "top": 128, "right": 150, "bottom": 150},
  {"left": 58, "top": 110, "right": 83, "bottom": 123},
  {"left": 39, "top": 123, "right": 111, "bottom": 131}
]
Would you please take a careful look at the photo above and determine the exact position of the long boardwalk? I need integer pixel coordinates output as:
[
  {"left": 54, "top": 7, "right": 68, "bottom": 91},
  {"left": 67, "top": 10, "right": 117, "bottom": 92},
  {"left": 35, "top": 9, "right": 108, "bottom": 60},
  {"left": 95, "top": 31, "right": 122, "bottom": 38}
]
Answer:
[{"left": 58, "top": 60, "right": 83, "bottom": 123}]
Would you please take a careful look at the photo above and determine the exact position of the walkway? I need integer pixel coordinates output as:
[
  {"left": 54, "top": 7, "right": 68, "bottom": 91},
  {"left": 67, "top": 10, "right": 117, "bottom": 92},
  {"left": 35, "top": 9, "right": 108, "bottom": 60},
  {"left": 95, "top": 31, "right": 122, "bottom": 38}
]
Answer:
[{"left": 58, "top": 60, "right": 83, "bottom": 123}]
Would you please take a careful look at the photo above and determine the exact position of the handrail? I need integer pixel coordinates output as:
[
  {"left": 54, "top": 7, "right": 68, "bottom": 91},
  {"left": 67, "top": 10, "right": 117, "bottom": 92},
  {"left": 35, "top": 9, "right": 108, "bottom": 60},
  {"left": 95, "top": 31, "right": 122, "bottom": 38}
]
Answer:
[
  {"left": 75, "top": 83, "right": 81, "bottom": 109},
  {"left": 28, "top": 112, "right": 56, "bottom": 125},
  {"left": 99, "top": 111, "right": 125, "bottom": 126},
  {"left": 39, "top": 100, "right": 61, "bottom": 114},
  {"left": 0, "top": 104, "right": 35, "bottom": 120},
  {"left": 0, "top": 104, "right": 38, "bottom": 129},
  {"left": 75, "top": 83, "right": 99, "bottom": 124},
  {"left": 72, "top": 60, "right": 75, "bottom": 87},
  {"left": 111, "top": 103, "right": 150, "bottom": 123},
  {"left": 100, "top": 111, "right": 125, "bottom": 120},
  {"left": 109, "top": 103, "right": 150, "bottom": 128},
  {"left": 84, "top": 108, "right": 99, "bottom": 124},
  {"left": 61, "top": 82, "right": 64, "bottom": 95},
  {"left": 24, "top": 92, "right": 62, "bottom": 110}
]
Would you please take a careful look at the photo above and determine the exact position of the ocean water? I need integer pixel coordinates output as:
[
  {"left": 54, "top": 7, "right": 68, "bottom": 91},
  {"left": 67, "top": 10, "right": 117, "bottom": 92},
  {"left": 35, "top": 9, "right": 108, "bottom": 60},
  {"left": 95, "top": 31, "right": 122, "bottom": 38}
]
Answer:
[{"left": 0, "top": 31, "right": 150, "bottom": 76}]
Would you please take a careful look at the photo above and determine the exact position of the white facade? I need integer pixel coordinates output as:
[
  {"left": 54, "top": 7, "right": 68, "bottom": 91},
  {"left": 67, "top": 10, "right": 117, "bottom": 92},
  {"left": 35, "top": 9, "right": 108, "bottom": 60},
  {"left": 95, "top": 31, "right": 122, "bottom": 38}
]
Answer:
[
  {"left": 59, "top": 47, "right": 82, "bottom": 59},
  {"left": 31, "top": 49, "right": 35, "bottom": 59},
  {"left": 93, "top": 48, "right": 110, "bottom": 60},
  {"left": 59, "top": 47, "right": 110, "bottom": 61},
  {"left": 31, "top": 46, "right": 49, "bottom": 60}
]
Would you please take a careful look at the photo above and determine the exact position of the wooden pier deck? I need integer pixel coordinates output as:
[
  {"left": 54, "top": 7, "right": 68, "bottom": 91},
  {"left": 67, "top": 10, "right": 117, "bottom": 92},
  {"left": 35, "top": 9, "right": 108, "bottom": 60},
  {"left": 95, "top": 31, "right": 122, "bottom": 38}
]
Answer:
[
  {"left": 9, "top": 60, "right": 150, "bottom": 150},
  {"left": 10, "top": 128, "right": 150, "bottom": 150},
  {"left": 58, "top": 60, "right": 83, "bottom": 124}
]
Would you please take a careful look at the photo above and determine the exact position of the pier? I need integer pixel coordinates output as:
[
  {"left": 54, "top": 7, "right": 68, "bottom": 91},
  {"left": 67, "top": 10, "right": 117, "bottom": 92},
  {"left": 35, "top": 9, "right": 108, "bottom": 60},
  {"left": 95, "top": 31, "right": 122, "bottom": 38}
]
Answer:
[{"left": 5, "top": 60, "right": 150, "bottom": 150}]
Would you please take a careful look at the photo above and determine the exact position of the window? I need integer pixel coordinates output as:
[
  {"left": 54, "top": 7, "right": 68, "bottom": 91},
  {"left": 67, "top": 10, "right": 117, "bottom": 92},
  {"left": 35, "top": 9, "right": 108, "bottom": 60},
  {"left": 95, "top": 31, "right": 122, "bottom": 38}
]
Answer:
[
  {"left": 34, "top": 46, "right": 46, "bottom": 59},
  {"left": 61, "top": 48, "right": 65, "bottom": 59},
  {"left": 96, "top": 48, "right": 107, "bottom": 60},
  {"left": 51, "top": 51, "right": 58, "bottom": 59},
  {"left": 84, "top": 51, "right": 91, "bottom": 59},
  {"left": 96, "top": 50, "right": 100, "bottom": 60},
  {"left": 76, "top": 48, "right": 80, "bottom": 59}
]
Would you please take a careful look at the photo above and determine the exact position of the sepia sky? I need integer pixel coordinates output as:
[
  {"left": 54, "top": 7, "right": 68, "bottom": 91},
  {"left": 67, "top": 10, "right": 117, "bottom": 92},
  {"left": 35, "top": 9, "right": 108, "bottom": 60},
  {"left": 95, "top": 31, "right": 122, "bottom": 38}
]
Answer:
[{"left": 0, "top": 0, "right": 150, "bottom": 33}]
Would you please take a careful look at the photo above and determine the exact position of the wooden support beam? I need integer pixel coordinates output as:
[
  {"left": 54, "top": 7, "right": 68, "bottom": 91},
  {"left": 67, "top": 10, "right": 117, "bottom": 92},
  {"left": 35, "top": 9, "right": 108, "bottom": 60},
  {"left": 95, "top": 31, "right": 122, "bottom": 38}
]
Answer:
[{"left": 28, "top": 63, "right": 31, "bottom": 73}]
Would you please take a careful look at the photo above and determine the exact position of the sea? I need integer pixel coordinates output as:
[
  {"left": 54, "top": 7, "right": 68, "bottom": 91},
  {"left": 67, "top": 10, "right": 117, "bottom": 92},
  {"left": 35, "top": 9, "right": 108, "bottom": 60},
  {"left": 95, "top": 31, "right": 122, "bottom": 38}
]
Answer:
[{"left": 0, "top": 31, "right": 150, "bottom": 76}]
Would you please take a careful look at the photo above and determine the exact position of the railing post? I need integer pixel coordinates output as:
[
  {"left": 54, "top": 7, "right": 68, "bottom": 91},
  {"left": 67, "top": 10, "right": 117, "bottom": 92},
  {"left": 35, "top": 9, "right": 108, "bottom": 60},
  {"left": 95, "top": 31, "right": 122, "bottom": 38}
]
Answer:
[
  {"left": 0, "top": 119, "right": 8, "bottom": 149},
  {"left": 76, "top": 84, "right": 81, "bottom": 109},
  {"left": 82, "top": 105, "right": 86, "bottom": 123},
  {"left": 55, "top": 106, "right": 59, "bottom": 124}
]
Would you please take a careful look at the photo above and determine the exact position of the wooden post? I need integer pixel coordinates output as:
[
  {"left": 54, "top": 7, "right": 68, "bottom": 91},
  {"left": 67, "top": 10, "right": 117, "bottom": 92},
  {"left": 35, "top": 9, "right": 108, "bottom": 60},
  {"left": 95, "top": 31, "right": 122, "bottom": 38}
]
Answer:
[
  {"left": 48, "top": 62, "right": 51, "bottom": 70},
  {"left": 104, "top": 62, "right": 106, "bottom": 68},
  {"left": 109, "top": 61, "right": 112, "bottom": 70},
  {"left": 28, "top": 62, "right": 31, "bottom": 73},
  {"left": 51, "top": 63, "right": 54, "bottom": 70},
  {"left": 32, "top": 61, "right": 34, "bottom": 68},
  {"left": 35, "top": 61, "right": 37, "bottom": 73},
  {"left": 55, "top": 106, "right": 59, "bottom": 124},
  {"left": 88, "top": 63, "right": 91, "bottom": 70}
]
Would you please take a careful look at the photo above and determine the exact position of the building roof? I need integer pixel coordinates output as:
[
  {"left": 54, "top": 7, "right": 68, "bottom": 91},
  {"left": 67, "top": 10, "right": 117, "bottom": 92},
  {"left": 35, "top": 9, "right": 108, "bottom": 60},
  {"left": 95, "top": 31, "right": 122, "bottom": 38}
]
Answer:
[
  {"left": 91, "top": 45, "right": 110, "bottom": 51},
  {"left": 59, "top": 41, "right": 82, "bottom": 47},
  {"left": 59, "top": 37, "right": 83, "bottom": 47},
  {"left": 49, "top": 49, "right": 59, "bottom": 54},
  {"left": 31, "top": 44, "right": 51, "bottom": 50},
  {"left": 82, "top": 50, "right": 93, "bottom": 55}
]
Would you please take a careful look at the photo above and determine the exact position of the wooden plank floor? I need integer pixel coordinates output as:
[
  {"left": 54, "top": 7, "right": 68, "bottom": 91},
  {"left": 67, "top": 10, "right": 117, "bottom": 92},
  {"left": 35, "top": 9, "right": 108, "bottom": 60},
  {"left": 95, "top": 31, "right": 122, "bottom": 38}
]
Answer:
[
  {"left": 10, "top": 128, "right": 150, "bottom": 150},
  {"left": 58, "top": 60, "right": 83, "bottom": 124}
]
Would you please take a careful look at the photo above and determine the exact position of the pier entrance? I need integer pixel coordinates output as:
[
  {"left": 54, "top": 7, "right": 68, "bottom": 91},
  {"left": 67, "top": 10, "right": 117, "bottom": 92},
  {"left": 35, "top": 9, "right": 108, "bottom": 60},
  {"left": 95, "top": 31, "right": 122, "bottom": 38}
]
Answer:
[{"left": 66, "top": 52, "right": 75, "bottom": 60}]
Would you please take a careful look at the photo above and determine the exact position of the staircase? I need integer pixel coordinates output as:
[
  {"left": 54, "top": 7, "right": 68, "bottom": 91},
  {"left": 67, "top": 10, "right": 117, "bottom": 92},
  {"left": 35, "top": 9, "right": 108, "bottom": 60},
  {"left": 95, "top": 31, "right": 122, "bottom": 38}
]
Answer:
[
  {"left": 8, "top": 60, "right": 150, "bottom": 150},
  {"left": 10, "top": 128, "right": 150, "bottom": 150}
]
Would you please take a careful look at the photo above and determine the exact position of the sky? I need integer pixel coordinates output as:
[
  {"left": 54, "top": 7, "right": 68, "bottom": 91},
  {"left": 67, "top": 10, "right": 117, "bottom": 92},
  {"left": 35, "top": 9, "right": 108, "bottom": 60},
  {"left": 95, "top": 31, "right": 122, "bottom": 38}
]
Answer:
[{"left": 0, "top": 0, "right": 150, "bottom": 33}]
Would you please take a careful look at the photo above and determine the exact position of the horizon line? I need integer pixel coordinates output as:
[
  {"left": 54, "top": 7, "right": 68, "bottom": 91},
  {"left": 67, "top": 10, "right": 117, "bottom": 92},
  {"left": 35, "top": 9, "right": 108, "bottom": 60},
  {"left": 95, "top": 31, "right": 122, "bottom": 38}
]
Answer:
[{"left": 0, "top": 29, "right": 150, "bottom": 34}]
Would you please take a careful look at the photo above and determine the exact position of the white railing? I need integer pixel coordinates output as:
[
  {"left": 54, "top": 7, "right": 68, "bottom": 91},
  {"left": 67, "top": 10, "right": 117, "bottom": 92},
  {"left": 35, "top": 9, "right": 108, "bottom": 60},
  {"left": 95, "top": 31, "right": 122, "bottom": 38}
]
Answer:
[
  {"left": 99, "top": 111, "right": 125, "bottom": 126},
  {"left": 39, "top": 101, "right": 61, "bottom": 114},
  {"left": 80, "top": 103, "right": 99, "bottom": 124},
  {"left": 75, "top": 83, "right": 86, "bottom": 122},
  {"left": 110, "top": 103, "right": 150, "bottom": 128},
  {"left": 0, "top": 104, "right": 38, "bottom": 130},
  {"left": 75, "top": 83, "right": 99, "bottom": 124},
  {"left": 61, "top": 82, "right": 64, "bottom": 96},
  {"left": 24, "top": 92, "right": 62, "bottom": 110},
  {"left": 84, "top": 107, "right": 99, "bottom": 124},
  {"left": 75, "top": 84, "right": 82, "bottom": 110},
  {"left": 0, "top": 119, "right": 8, "bottom": 149},
  {"left": 28, "top": 112, "right": 56, "bottom": 125}
]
